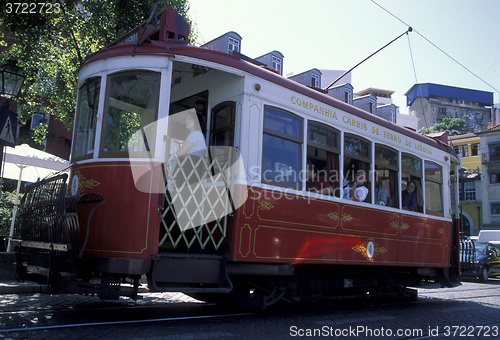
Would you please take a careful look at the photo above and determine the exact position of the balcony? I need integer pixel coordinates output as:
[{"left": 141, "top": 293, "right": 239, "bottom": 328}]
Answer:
[{"left": 482, "top": 152, "right": 500, "bottom": 164}]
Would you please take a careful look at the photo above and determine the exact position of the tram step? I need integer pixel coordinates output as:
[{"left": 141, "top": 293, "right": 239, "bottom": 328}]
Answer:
[{"left": 148, "top": 253, "right": 233, "bottom": 293}]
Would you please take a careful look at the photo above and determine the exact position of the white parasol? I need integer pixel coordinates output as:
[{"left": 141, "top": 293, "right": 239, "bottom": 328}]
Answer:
[{"left": 1, "top": 144, "right": 70, "bottom": 251}]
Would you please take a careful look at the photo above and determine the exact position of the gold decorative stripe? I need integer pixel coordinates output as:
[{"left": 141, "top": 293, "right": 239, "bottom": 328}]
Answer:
[
  {"left": 400, "top": 222, "right": 410, "bottom": 230},
  {"left": 342, "top": 214, "right": 353, "bottom": 222},
  {"left": 328, "top": 211, "right": 339, "bottom": 220},
  {"left": 259, "top": 201, "right": 274, "bottom": 211}
]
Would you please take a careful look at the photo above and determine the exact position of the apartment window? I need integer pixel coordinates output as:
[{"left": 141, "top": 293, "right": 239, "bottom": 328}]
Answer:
[
  {"left": 262, "top": 106, "right": 303, "bottom": 189},
  {"left": 489, "top": 143, "right": 500, "bottom": 162},
  {"left": 491, "top": 203, "right": 500, "bottom": 215},
  {"left": 228, "top": 37, "right": 240, "bottom": 54},
  {"left": 471, "top": 143, "right": 479, "bottom": 156},
  {"left": 311, "top": 73, "right": 320, "bottom": 88},
  {"left": 460, "top": 145, "right": 469, "bottom": 157},
  {"left": 490, "top": 173, "right": 500, "bottom": 184},
  {"left": 463, "top": 181, "right": 476, "bottom": 201},
  {"left": 271, "top": 56, "right": 282, "bottom": 75}
]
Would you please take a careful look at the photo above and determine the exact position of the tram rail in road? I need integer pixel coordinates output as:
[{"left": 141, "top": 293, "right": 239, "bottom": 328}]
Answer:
[{"left": 1, "top": 280, "right": 500, "bottom": 339}]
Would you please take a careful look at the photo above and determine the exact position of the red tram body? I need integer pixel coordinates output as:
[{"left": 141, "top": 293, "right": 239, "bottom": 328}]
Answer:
[{"left": 14, "top": 8, "right": 461, "bottom": 307}]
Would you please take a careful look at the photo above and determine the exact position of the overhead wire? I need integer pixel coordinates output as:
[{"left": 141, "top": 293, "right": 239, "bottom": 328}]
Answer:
[
  {"left": 370, "top": 0, "right": 500, "bottom": 94},
  {"left": 406, "top": 34, "right": 429, "bottom": 130}
]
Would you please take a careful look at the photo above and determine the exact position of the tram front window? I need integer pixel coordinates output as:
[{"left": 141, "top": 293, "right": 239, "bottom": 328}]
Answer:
[
  {"left": 101, "top": 72, "right": 160, "bottom": 157},
  {"left": 73, "top": 77, "right": 100, "bottom": 160}
]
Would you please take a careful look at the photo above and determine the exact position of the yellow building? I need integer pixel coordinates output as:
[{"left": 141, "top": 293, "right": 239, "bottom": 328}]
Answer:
[{"left": 449, "top": 133, "right": 482, "bottom": 235}]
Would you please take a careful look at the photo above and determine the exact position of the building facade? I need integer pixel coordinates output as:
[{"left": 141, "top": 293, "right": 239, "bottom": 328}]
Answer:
[
  {"left": 448, "top": 133, "right": 482, "bottom": 235},
  {"left": 406, "top": 83, "right": 494, "bottom": 132},
  {"left": 477, "top": 125, "right": 500, "bottom": 230}
]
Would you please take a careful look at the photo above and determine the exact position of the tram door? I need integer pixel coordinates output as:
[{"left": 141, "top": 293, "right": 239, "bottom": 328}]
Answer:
[{"left": 168, "top": 90, "right": 209, "bottom": 144}]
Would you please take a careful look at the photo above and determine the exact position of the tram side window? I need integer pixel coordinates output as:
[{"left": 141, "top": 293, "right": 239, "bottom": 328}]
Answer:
[
  {"left": 425, "top": 161, "right": 444, "bottom": 217},
  {"left": 401, "top": 154, "right": 423, "bottom": 213},
  {"left": 343, "top": 135, "right": 371, "bottom": 202},
  {"left": 101, "top": 72, "right": 160, "bottom": 157},
  {"left": 306, "top": 122, "right": 340, "bottom": 197},
  {"left": 375, "top": 145, "right": 398, "bottom": 207},
  {"left": 262, "top": 107, "right": 302, "bottom": 189},
  {"left": 72, "top": 77, "right": 100, "bottom": 161}
]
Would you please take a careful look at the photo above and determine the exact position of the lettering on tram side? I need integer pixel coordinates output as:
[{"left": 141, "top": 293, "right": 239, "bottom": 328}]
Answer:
[
  {"left": 289, "top": 95, "right": 433, "bottom": 156},
  {"left": 290, "top": 96, "right": 337, "bottom": 120},
  {"left": 342, "top": 115, "right": 367, "bottom": 131}
]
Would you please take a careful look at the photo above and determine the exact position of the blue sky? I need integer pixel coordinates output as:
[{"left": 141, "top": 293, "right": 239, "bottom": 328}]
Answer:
[{"left": 187, "top": 0, "right": 499, "bottom": 112}]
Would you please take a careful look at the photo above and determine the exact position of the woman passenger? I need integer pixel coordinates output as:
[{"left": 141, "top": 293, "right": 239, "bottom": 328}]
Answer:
[{"left": 402, "top": 180, "right": 423, "bottom": 211}]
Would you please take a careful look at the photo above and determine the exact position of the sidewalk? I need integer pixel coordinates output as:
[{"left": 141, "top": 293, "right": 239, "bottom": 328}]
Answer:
[
  {"left": 0, "top": 280, "right": 49, "bottom": 295},
  {"left": 0, "top": 252, "right": 47, "bottom": 294}
]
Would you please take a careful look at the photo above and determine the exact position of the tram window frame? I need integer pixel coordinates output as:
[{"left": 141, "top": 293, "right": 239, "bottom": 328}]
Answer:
[
  {"left": 210, "top": 101, "right": 236, "bottom": 168},
  {"left": 100, "top": 71, "right": 161, "bottom": 158},
  {"left": 343, "top": 134, "right": 371, "bottom": 203},
  {"left": 306, "top": 121, "right": 340, "bottom": 197},
  {"left": 210, "top": 101, "right": 235, "bottom": 147},
  {"left": 401, "top": 153, "right": 423, "bottom": 213},
  {"left": 424, "top": 161, "right": 444, "bottom": 217},
  {"left": 72, "top": 76, "right": 101, "bottom": 162},
  {"left": 375, "top": 145, "right": 398, "bottom": 208},
  {"left": 261, "top": 106, "right": 303, "bottom": 190}
]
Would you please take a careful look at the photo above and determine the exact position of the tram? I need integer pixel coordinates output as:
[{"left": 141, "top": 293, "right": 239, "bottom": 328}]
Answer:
[{"left": 14, "top": 7, "right": 461, "bottom": 307}]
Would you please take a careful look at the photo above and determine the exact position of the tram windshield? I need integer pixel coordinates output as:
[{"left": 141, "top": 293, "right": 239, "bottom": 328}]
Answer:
[
  {"left": 72, "top": 72, "right": 161, "bottom": 161},
  {"left": 101, "top": 72, "right": 160, "bottom": 157},
  {"left": 73, "top": 77, "right": 100, "bottom": 160}
]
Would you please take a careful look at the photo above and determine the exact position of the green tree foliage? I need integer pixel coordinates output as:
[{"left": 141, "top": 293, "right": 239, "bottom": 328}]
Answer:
[
  {"left": 0, "top": 0, "right": 190, "bottom": 142},
  {"left": 0, "top": 190, "right": 16, "bottom": 237},
  {"left": 418, "top": 118, "right": 467, "bottom": 135}
]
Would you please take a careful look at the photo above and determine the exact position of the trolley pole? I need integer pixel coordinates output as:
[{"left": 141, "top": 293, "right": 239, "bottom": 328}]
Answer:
[{"left": 324, "top": 27, "right": 413, "bottom": 90}]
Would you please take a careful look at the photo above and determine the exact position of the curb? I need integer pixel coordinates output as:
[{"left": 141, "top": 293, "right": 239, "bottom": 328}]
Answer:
[{"left": 0, "top": 281, "right": 50, "bottom": 295}]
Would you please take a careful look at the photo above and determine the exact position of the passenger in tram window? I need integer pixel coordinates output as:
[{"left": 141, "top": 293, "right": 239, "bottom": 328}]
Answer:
[
  {"left": 402, "top": 180, "right": 423, "bottom": 211},
  {"left": 375, "top": 180, "right": 388, "bottom": 206},
  {"left": 342, "top": 169, "right": 369, "bottom": 202},
  {"left": 173, "top": 110, "right": 207, "bottom": 185},
  {"left": 175, "top": 111, "right": 207, "bottom": 158},
  {"left": 306, "top": 162, "right": 335, "bottom": 195}
]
